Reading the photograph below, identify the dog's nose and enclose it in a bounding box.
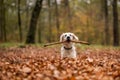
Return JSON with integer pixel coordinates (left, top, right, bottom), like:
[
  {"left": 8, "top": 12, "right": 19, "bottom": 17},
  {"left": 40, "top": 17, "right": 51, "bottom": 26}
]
[{"left": 67, "top": 36, "right": 70, "bottom": 40}]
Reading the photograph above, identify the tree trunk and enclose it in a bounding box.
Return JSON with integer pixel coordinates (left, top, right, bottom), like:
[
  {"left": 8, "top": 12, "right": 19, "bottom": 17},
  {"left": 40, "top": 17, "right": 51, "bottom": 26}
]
[
  {"left": 48, "top": 0, "right": 52, "bottom": 42},
  {"left": 18, "top": 0, "right": 22, "bottom": 42},
  {"left": 112, "top": 0, "right": 119, "bottom": 46},
  {"left": 26, "top": 0, "right": 43, "bottom": 44},
  {"left": 55, "top": 0, "right": 60, "bottom": 38},
  {"left": 0, "top": 0, "right": 6, "bottom": 42},
  {"left": 26, "top": 0, "right": 29, "bottom": 29},
  {"left": 3, "top": 3, "right": 6, "bottom": 41},
  {"left": 0, "top": 0, "right": 2, "bottom": 41},
  {"left": 104, "top": 0, "right": 110, "bottom": 45}
]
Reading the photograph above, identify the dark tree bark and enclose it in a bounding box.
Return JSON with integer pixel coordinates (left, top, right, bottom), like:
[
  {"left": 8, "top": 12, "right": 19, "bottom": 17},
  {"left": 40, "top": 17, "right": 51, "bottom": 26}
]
[
  {"left": 0, "top": 0, "right": 6, "bottom": 42},
  {"left": 3, "top": 3, "right": 6, "bottom": 41},
  {"left": 104, "top": 0, "right": 110, "bottom": 45},
  {"left": 18, "top": 0, "right": 22, "bottom": 42},
  {"left": 112, "top": 0, "right": 119, "bottom": 46},
  {"left": 0, "top": 0, "right": 3, "bottom": 41},
  {"left": 55, "top": 0, "right": 60, "bottom": 38},
  {"left": 48, "top": 0, "right": 52, "bottom": 42},
  {"left": 26, "top": 0, "right": 43, "bottom": 44},
  {"left": 25, "top": 0, "right": 29, "bottom": 29}
]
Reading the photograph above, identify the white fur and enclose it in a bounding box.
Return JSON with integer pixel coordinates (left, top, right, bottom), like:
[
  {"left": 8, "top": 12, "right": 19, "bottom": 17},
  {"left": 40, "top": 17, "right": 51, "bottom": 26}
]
[{"left": 60, "top": 32, "right": 79, "bottom": 59}]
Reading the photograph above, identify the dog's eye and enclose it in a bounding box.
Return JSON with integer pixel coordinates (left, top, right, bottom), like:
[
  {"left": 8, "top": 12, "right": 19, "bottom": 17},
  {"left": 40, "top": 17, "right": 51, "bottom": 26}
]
[
  {"left": 69, "top": 34, "right": 71, "bottom": 36},
  {"left": 65, "top": 35, "right": 67, "bottom": 37}
]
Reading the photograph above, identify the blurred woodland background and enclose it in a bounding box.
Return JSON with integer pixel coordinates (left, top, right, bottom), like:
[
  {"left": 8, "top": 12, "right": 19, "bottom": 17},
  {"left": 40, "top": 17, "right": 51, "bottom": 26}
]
[{"left": 0, "top": 0, "right": 120, "bottom": 46}]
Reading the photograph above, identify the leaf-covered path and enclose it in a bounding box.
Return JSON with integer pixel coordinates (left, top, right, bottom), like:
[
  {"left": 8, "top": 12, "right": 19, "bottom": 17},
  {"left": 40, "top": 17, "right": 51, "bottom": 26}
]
[{"left": 0, "top": 46, "right": 120, "bottom": 80}]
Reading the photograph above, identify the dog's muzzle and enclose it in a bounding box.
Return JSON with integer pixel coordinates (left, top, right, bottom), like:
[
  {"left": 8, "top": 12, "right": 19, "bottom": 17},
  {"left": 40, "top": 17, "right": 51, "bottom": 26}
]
[{"left": 67, "top": 36, "right": 70, "bottom": 42}]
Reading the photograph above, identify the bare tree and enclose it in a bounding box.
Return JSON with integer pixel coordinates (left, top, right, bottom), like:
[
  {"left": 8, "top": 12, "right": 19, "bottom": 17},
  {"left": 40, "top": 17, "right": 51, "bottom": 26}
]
[
  {"left": 3, "top": 3, "right": 6, "bottom": 42},
  {"left": 112, "top": 0, "right": 119, "bottom": 46},
  {"left": 0, "top": 0, "right": 6, "bottom": 42},
  {"left": 25, "top": 0, "right": 29, "bottom": 29},
  {"left": 26, "top": 0, "right": 43, "bottom": 43},
  {"left": 48, "top": 0, "right": 52, "bottom": 42},
  {"left": 18, "top": 0, "right": 22, "bottom": 42},
  {"left": 0, "top": 0, "right": 3, "bottom": 41},
  {"left": 55, "top": 0, "right": 60, "bottom": 38},
  {"left": 104, "top": 0, "right": 110, "bottom": 45}
]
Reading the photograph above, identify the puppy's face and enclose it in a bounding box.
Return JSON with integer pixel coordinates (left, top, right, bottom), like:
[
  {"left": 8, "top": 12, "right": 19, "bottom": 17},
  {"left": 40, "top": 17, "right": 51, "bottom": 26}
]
[{"left": 60, "top": 32, "right": 78, "bottom": 42}]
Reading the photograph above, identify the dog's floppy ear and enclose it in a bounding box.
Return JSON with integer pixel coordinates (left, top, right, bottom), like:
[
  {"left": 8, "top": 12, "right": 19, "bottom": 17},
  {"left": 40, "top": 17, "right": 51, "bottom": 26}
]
[
  {"left": 60, "top": 33, "right": 64, "bottom": 42},
  {"left": 72, "top": 33, "right": 79, "bottom": 41}
]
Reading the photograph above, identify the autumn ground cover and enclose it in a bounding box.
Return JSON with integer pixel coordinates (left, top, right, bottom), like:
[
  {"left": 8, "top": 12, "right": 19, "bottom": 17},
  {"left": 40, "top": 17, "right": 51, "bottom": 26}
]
[{"left": 0, "top": 45, "right": 120, "bottom": 80}]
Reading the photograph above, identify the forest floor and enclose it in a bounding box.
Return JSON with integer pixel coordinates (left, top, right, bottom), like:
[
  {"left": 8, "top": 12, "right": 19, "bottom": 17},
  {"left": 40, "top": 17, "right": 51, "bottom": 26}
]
[{"left": 0, "top": 45, "right": 120, "bottom": 80}]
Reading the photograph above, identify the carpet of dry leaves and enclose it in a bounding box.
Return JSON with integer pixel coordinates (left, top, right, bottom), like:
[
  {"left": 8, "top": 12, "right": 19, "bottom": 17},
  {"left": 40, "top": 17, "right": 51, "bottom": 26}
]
[{"left": 0, "top": 46, "right": 120, "bottom": 80}]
